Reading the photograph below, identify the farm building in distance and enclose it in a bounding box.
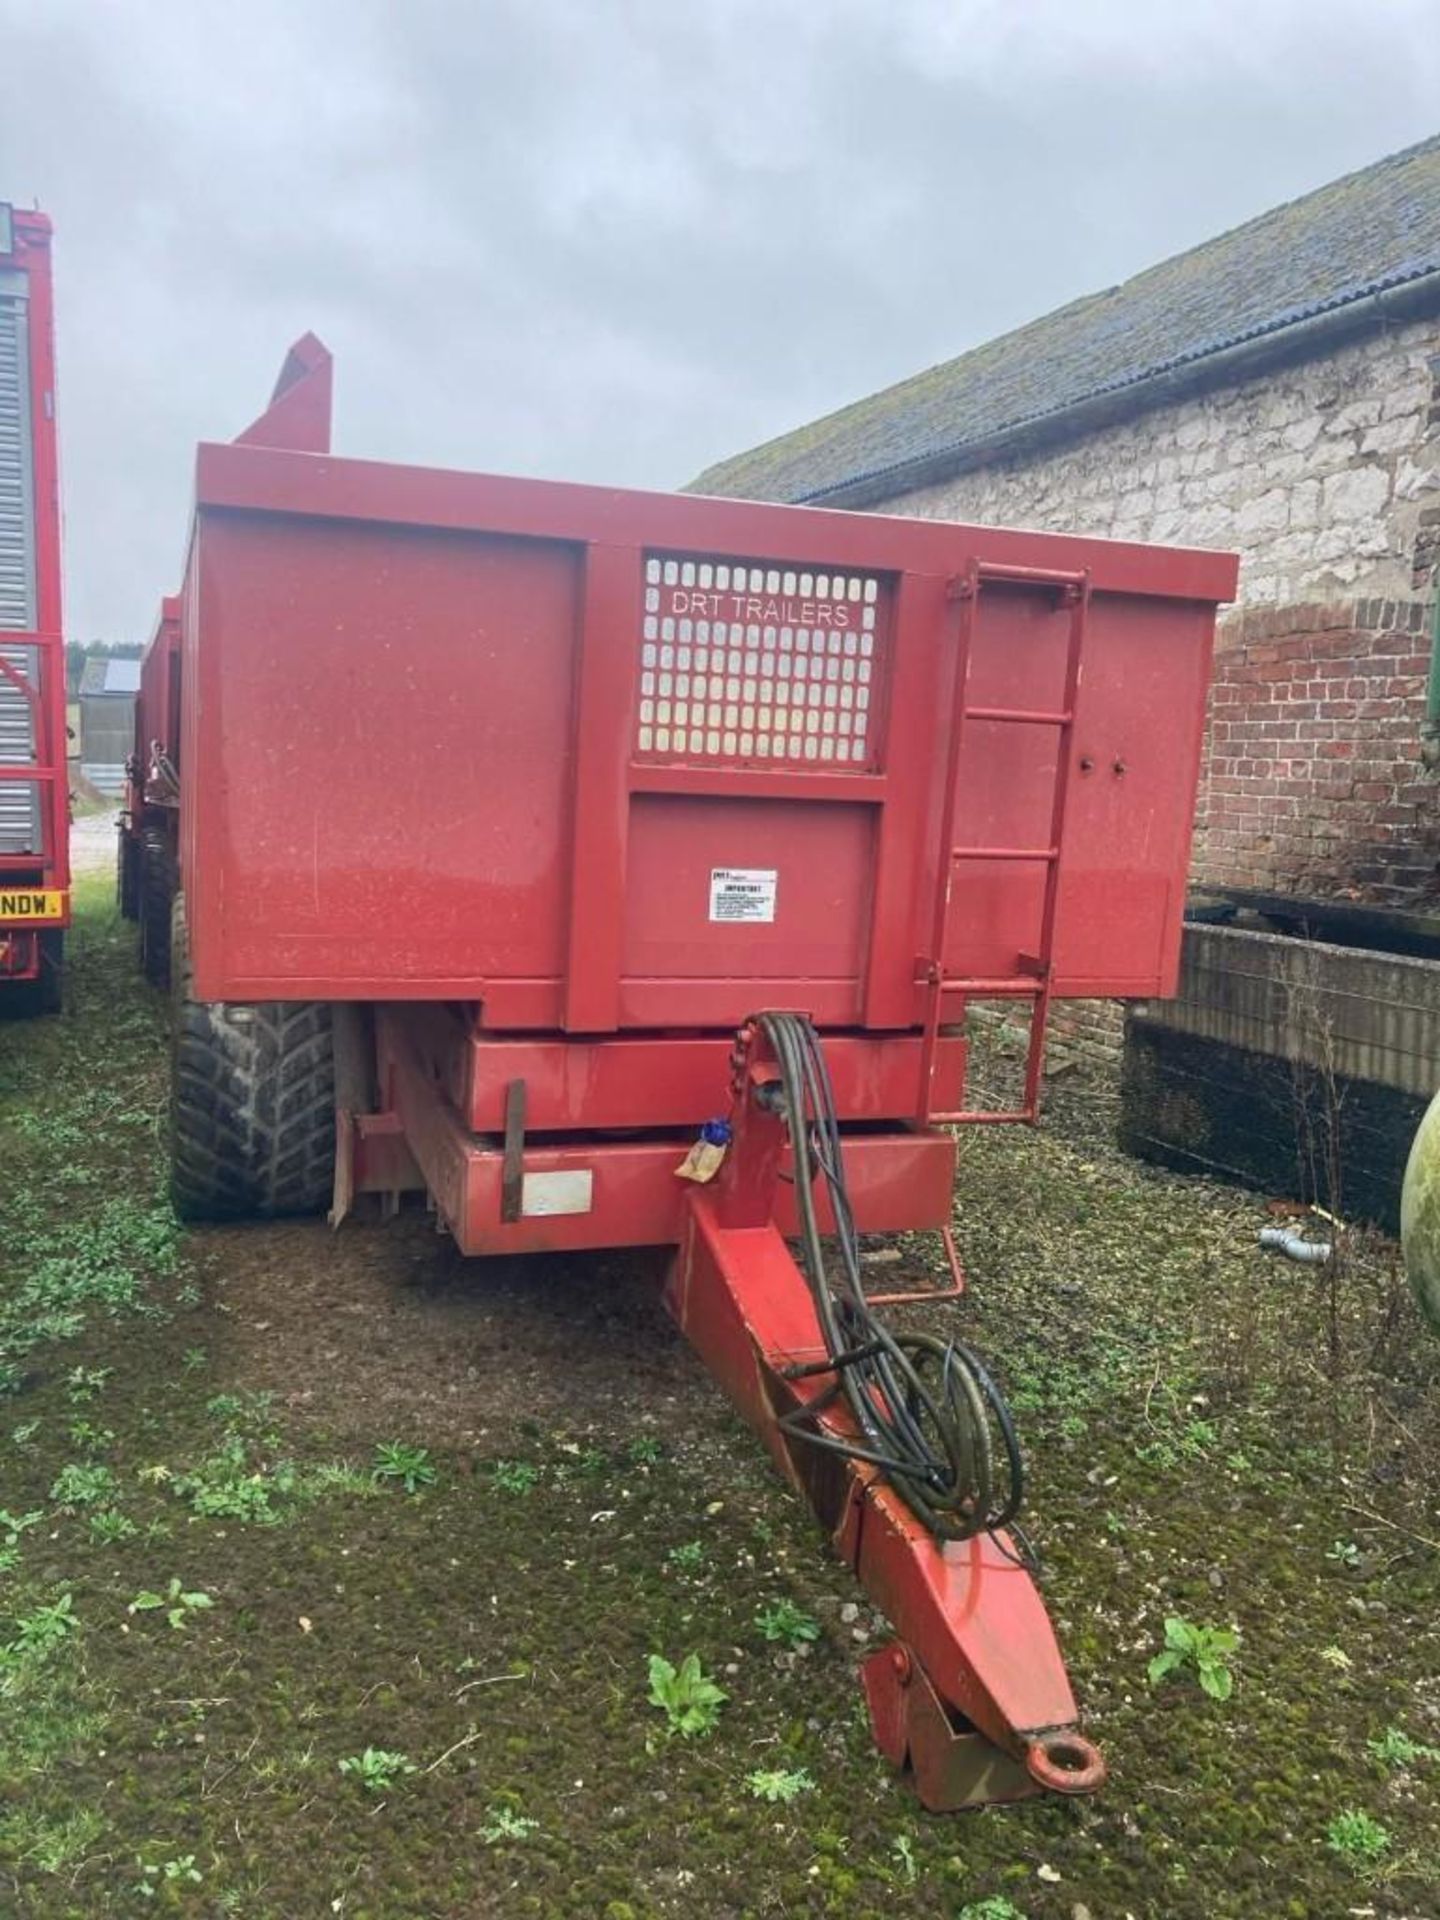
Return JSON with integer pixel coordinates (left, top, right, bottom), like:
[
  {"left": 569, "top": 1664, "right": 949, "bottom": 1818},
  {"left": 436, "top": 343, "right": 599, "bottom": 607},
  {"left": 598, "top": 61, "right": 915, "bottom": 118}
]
[
  {"left": 695, "top": 133, "right": 1440, "bottom": 1219},
  {"left": 77, "top": 653, "right": 139, "bottom": 799}
]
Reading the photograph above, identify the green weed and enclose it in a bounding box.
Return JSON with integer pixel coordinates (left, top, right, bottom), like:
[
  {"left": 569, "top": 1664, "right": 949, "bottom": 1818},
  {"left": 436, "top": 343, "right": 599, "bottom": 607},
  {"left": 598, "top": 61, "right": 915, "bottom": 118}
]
[
  {"left": 646, "top": 1652, "right": 727, "bottom": 1738},
  {"left": 88, "top": 1508, "right": 138, "bottom": 1546},
  {"left": 3, "top": 1592, "right": 78, "bottom": 1668},
  {"left": 134, "top": 1853, "right": 203, "bottom": 1897},
  {"left": 49, "top": 1461, "right": 118, "bottom": 1510},
  {"left": 0, "top": 1508, "right": 42, "bottom": 1546},
  {"left": 205, "top": 1389, "right": 276, "bottom": 1432},
  {"left": 492, "top": 1458, "right": 540, "bottom": 1495},
  {"left": 1147, "top": 1617, "right": 1239, "bottom": 1701},
  {"left": 173, "top": 1433, "right": 291, "bottom": 1523},
  {"left": 1325, "top": 1808, "right": 1391, "bottom": 1870},
  {"left": 1367, "top": 1725, "right": 1440, "bottom": 1768},
  {"left": 338, "top": 1747, "right": 417, "bottom": 1793},
  {"left": 64, "top": 1364, "right": 112, "bottom": 1403},
  {"left": 304, "top": 1460, "right": 382, "bottom": 1499},
  {"left": 479, "top": 1804, "right": 540, "bottom": 1843},
  {"left": 746, "top": 1766, "right": 813, "bottom": 1802},
  {"left": 372, "top": 1441, "right": 438, "bottom": 1493},
  {"left": 65, "top": 1417, "right": 115, "bottom": 1454},
  {"left": 756, "top": 1598, "right": 821, "bottom": 1648},
  {"left": 128, "top": 1577, "right": 215, "bottom": 1630}
]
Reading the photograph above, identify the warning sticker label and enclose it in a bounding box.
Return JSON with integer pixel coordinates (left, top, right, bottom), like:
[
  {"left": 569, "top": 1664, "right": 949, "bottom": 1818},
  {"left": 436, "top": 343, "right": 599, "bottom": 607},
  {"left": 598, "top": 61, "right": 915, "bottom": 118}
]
[{"left": 709, "top": 867, "right": 778, "bottom": 924}]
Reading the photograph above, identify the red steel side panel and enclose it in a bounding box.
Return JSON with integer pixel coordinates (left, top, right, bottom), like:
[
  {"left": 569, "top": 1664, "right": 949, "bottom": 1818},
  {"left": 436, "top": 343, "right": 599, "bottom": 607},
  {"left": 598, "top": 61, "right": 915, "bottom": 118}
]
[
  {"left": 181, "top": 441, "right": 1235, "bottom": 1015},
  {"left": 136, "top": 598, "right": 181, "bottom": 770},
  {"left": 434, "top": 1027, "right": 967, "bottom": 1132},
  {"left": 0, "top": 207, "right": 68, "bottom": 914},
  {"left": 940, "top": 588, "right": 1217, "bottom": 995},
  {"left": 380, "top": 1017, "right": 957, "bottom": 1256},
  {"left": 185, "top": 514, "right": 584, "bottom": 1001}
]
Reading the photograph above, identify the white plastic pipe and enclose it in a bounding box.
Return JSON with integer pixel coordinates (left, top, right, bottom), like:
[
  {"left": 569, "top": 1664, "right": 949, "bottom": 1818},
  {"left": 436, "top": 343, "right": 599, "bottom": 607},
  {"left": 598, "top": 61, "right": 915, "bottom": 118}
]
[{"left": 1258, "top": 1226, "right": 1332, "bottom": 1264}]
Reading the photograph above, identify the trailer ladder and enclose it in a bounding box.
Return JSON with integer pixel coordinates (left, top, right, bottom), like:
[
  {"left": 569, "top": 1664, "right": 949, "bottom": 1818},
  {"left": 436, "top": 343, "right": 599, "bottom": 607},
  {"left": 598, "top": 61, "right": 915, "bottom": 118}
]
[{"left": 916, "top": 561, "right": 1091, "bottom": 1128}]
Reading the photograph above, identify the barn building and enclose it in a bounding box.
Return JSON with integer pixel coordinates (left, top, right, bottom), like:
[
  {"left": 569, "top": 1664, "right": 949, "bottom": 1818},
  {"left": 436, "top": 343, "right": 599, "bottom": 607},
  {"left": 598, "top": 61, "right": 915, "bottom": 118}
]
[
  {"left": 695, "top": 135, "right": 1440, "bottom": 1219},
  {"left": 77, "top": 654, "right": 139, "bottom": 800}
]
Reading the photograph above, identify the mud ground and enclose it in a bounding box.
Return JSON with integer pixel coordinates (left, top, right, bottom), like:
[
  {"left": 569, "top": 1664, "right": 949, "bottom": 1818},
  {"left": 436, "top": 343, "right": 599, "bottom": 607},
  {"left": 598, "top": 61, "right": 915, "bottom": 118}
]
[{"left": 0, "top": 878, "right": 1437, "bottom": 1919}]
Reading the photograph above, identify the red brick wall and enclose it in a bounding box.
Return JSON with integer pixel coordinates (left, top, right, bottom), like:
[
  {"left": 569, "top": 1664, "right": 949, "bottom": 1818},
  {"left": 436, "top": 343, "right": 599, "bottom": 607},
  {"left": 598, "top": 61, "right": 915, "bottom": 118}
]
[
  {"left": 1192, "top": 596, "right": 1436, "bottom": 906},
  {"left": 1047, "top": 997, "right": 1123, "bottom": 1071}
]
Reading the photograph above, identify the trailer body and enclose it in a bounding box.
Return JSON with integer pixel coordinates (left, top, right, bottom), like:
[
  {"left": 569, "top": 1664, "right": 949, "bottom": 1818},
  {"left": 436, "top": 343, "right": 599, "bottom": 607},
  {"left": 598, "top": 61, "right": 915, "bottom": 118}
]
[
  {"left": 181, "top": 400, "right": 1228, "bottom": 1259},
  {"left": 158, "top": 340, "right": 1237, "bottom": 1809},
  {"left": 117, "top": 596, "right": 181, "bottom": 981},
  {"left": 185, "top": 462, "right": 1219, "bottom": 1014},
  {"left": 0, "top": 203, "right": 67, "bottom": 1010}
]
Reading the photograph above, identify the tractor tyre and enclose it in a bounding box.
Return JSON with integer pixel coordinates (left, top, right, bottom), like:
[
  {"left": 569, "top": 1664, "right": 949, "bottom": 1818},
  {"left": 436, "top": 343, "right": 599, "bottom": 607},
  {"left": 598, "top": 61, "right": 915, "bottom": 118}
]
[
  {"left": 169, "top": 894, "right": 336, "bottom": 1223},
  {"left": 139, "top": 826, "right": 175, "bottom": 989},
  {"left": 117, "top": 821, "right": 140, "bottom": 920}
]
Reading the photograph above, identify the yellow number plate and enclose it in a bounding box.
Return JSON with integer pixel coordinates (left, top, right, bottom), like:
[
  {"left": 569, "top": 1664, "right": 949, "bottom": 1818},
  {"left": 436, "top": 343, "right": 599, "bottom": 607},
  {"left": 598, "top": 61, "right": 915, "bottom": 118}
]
[{"left": 0, "top": 888, "right": 67, "bottom": 925}]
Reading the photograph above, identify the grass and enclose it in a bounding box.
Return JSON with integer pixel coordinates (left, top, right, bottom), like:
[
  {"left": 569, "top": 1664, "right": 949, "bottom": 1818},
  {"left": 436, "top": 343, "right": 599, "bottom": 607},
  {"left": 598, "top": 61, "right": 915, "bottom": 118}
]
[{"left": 0, "top": 878, "right": 1436, "bottom": 1916}]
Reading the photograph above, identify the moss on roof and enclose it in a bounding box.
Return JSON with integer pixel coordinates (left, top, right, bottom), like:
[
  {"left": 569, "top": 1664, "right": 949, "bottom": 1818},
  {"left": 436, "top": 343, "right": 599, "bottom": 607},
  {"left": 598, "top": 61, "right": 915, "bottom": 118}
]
[{"left": 692, "top": 132, "right": 1440, "bottom": 504}]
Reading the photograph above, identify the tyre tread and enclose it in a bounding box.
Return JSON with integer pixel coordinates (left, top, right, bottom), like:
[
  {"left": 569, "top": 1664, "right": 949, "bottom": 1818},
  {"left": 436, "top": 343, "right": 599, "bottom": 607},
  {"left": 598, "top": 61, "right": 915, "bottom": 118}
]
[{"left": 169, "top": 896, "right": 335, "bottom": 1221}]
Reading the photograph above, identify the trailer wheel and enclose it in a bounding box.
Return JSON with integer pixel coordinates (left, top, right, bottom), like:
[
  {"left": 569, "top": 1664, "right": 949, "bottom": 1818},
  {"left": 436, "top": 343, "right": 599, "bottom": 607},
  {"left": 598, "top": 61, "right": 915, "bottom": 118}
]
[
  {"left": 117, "top": 822, "right": 140, "bottom": 920},
  {"left": 139, "top": 826, "right": 175, "bottom": 988},
  {"left": 169, "top": 895, "right": 336, "bottom": 1222}
]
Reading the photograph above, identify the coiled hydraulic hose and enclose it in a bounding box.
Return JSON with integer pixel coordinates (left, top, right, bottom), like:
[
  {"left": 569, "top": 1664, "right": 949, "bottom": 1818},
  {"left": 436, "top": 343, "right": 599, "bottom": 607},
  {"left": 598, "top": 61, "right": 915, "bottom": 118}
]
[{"left": 759, "top": 1012, "right": 1024, "bottom": 1545}]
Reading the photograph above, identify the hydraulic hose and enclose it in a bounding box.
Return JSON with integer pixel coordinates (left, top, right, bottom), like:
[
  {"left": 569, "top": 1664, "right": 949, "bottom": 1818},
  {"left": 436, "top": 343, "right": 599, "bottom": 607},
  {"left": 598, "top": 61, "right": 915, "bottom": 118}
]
[{"left": 758, "top": 1012, "right": 1024, "bottom": 1545}]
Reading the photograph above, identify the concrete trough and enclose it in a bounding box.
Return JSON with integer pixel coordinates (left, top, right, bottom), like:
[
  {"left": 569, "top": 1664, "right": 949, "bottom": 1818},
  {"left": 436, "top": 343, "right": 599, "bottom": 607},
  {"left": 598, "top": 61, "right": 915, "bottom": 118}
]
[{"left": 1121, "top": 920, "right": 1440, "bottom": 1232}]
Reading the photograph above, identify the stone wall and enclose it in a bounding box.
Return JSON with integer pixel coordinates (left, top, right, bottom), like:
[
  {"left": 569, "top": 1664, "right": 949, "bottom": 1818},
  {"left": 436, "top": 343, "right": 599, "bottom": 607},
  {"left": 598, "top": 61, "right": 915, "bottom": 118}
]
[{"left": 889, "top": 315, "right": 1440, "bottom": 610}]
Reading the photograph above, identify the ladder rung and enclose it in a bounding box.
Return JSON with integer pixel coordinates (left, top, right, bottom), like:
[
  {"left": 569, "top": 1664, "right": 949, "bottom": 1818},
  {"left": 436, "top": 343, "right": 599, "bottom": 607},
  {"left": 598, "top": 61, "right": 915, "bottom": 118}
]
[
  {"left": 963, "top": 706, "right": 1072, "bottom": 726},
  {"left": 935, "top": 976, "right": 1045, "bottom": 996},
  {"left": 975, "top": 562, "right": 1088, "bottom": 591},
  {"left": 951, "top": 846, "right": 1058, "bottom": 862}
]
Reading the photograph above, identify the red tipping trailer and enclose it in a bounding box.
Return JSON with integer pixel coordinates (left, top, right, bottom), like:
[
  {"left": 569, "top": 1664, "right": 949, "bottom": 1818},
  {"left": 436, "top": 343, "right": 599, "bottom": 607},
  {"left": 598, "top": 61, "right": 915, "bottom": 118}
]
[
  {"left": 0, "top": 203, "right": 68, "bottom": 1013},
  {"left": 155, "top": 339, "right": 1236, "bottom": 1809}
]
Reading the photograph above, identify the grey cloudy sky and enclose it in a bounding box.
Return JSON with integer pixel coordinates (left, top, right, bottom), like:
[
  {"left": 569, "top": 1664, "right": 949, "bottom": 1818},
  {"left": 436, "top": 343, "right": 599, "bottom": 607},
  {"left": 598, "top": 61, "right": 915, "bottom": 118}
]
[{"left": 2, "top": 0, "right": 1438, "bottom": 641}]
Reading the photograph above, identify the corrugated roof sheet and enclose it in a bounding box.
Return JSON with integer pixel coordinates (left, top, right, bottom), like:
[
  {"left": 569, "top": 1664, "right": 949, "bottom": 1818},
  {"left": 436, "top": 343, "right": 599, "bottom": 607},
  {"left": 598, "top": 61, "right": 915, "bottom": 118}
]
[
  {"left": 104, "top": 658, "right": 141, "bottom": 694},
  {"left": 692, "top": 133, "right": 1440, "bottom": 505}
]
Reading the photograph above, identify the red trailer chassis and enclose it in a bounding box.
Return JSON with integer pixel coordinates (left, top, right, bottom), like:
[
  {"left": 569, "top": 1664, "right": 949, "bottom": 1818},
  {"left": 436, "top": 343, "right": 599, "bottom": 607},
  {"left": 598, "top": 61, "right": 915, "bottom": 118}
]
[
  {"left": 155, "top": 340, "right": 1235, "bottom": 1809},
  {"left": 0, "top": 204, "right": 68, "bottom": 1012}
]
